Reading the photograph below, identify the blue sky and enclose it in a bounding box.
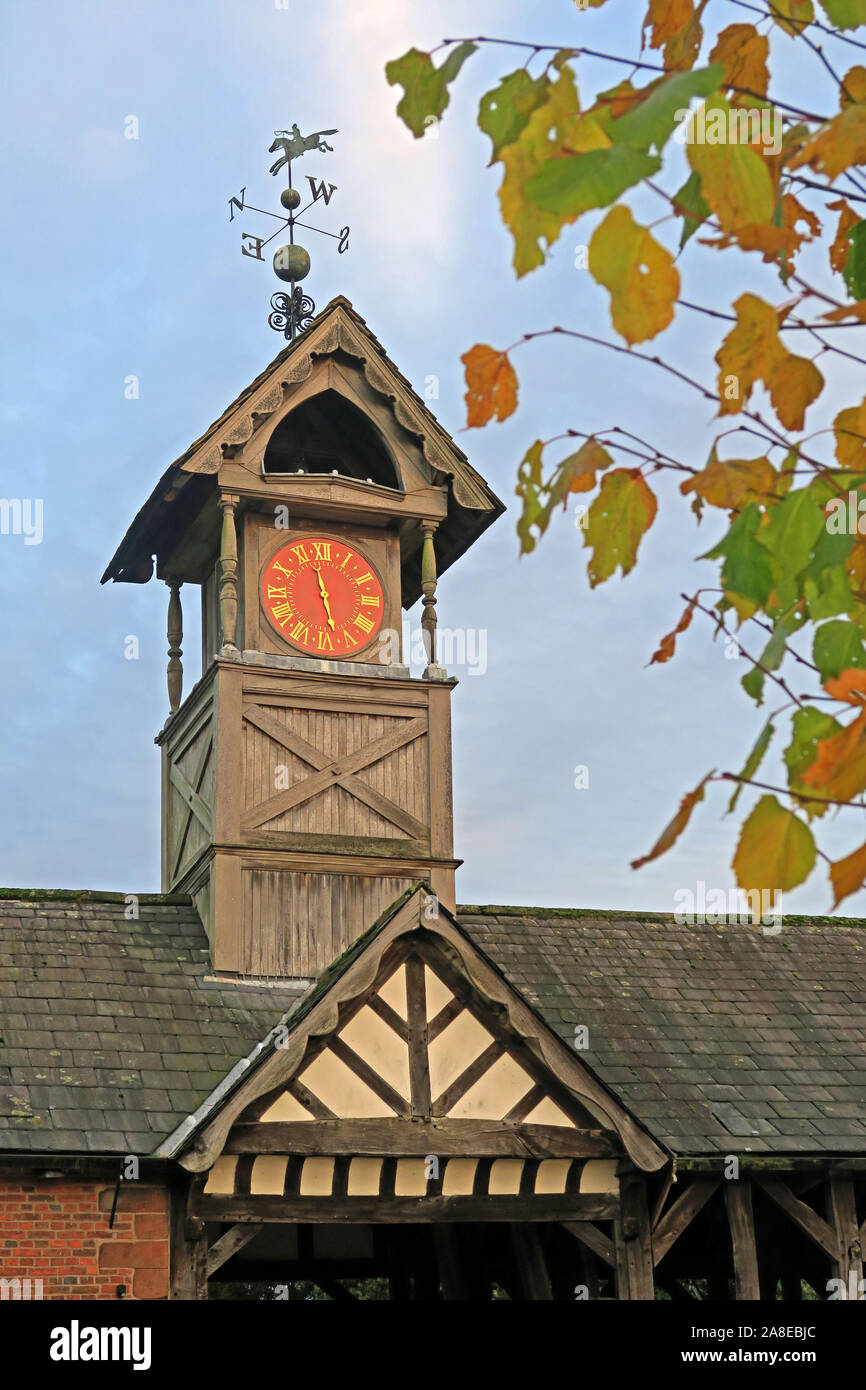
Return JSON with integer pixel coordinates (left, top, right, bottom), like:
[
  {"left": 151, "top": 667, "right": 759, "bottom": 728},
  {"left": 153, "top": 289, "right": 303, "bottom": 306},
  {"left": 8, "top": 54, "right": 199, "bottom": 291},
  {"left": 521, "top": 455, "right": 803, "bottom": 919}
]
[{"left": 2, "top": 0, "right": 865, "bottom": 916}]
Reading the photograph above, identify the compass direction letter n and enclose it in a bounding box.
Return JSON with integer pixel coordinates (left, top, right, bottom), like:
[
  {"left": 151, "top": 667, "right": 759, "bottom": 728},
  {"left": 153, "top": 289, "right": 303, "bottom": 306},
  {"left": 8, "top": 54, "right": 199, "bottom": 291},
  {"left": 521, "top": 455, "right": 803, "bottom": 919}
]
[{"left": 228, "top": 187, "right": 246, "bottom": 222}]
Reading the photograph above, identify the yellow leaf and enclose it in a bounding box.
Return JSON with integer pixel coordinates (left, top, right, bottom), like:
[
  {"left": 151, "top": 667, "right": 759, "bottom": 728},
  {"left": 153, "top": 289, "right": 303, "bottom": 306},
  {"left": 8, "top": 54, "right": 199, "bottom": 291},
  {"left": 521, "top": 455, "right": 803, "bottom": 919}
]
[
  {"left": 823, "top": 300, "right": 866, "bottom": 323},
  {"left": 461, "top": 345, "right": 518, "bottom": 427},
  {"left": 829, "top": 840, "right": 866, "bottom": 910},
  {"left": 631, "top": 772, "right": 711, "bottom": 868},
  {"left": 715, "top": 293, "right": 824, "bottom": 428},
  {"left": 772, "top": 351, "right": 825, "bottom": 433},
  {"left": 709, "top": 24, "right": 769, "bottom": 97},
  {"left": 687, "top": 95, "right": 775, "bottom": 233},
  {"left": 841, "top": 66, "right": 866, "bottom": 107},
  {"left": 557, "top": 439, "right": 613, "bottom": 496},
  {"left": 644, "top": 0, "right": 694, "bottom": 48},
  {"left": 828, "top": 198, "right": 859, "bottom": 274},
  {"left": 715, "top": 294, "right": 780, "bottom": 414},
  {"left": 834, "top": 398, "right": 866, "bottom": 470},
  {"left": 680, "top": 454, "right": 777, "bottom": 510},
  {"left": 788, "top": 104, "right": 866, "bottom": 180},
  {"left": 498, "top": 63, "right": 590, "bottom": 277},
  {"left": 584, "top": 468, "right": 658, "bottom": 586},
  {"left": 733, "top": 794, "right": 816, "bottom": 894},
  {"left": 588, "top": 206, "right": 679, "bottom": 345},
  {"left": 771, "top": 0, "right": 814, "bottom": 36}
]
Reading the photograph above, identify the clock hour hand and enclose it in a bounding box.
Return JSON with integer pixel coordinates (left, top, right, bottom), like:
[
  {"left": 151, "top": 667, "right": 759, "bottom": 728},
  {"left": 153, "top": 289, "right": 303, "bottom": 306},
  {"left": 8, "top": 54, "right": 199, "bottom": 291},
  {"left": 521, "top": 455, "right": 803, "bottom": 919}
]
[{"left": 314, "top": 565, "right": 336, "bottom": 629}]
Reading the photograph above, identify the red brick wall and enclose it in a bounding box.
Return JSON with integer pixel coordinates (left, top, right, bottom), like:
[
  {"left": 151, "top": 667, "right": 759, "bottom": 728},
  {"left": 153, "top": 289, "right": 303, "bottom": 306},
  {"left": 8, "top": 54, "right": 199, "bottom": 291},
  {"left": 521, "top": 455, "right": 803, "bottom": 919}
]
[{"left": 0, "top": 1177, "right": 170, "bottom": 1300}]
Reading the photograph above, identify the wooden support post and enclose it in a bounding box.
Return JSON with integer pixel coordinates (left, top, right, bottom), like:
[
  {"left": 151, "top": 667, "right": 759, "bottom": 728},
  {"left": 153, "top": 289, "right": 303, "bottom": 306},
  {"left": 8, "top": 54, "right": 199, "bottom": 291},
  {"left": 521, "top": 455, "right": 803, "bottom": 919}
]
[
  {"left": 827, "top": 1174, "right": 863, "bottom": 1298},
  {"left": 170, "top": 1180, "right": 207, "bottom": 1300},
  {"left": 166, "top": 582, "right": 183, "bottom": 714},
  {"left": 420, "top": 522, "right": 442, "bottom": 677},
  {"left": 205, "top": 1222, "right": 266, "bottom": 1277},
  {"left": 511, "top": 1223, "right": 553, "bottom": 1300},
  {"left": 616, "top": 1173, "right": 654, "bottom": 1300},
  {"left": 433, "top": 1224, "right": 469, "bottom": 1300},
  {"left": 219, "top": 494, "right": 239, "bottom": 650},
  {"left": 725, "top": 1180, "right": 760, "bottom": 1301}
]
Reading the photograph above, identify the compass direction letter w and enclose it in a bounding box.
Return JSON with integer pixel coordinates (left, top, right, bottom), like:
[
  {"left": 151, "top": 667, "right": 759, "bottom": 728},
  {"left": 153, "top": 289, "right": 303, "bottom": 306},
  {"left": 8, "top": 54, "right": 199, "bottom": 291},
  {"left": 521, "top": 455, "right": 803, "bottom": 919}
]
[{"left": 306, "top": 176, "right": 337, "bottom": 205}]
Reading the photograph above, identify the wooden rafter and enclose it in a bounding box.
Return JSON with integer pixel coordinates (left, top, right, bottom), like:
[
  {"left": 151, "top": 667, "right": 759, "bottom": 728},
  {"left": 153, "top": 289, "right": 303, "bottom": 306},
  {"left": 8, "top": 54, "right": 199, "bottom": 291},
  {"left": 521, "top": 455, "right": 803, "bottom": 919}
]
[
  {"left": 562, "top": 1220, "right": 615, "bottom": 1268},
  {"left": 205, "top": 1222, "right": 265, "bottom": 1276},
  {"left": 754, "top": 1178, "right": 837, "bottom": 1259},
  {"left": 171, "top": 733, "right": 213, "bottom": 881},
  {"left": 222, "top": 1117, "right": 621, "bottom": 1158},
  {"left": 405, "top": 955, "right": 431, "bottom": 1118},
  {"left": 653, "top": 1179, "right": 720, "bottom": 1267},
  {"left": 725, "top": 1181, "right": 760, "bottom": 1300}
]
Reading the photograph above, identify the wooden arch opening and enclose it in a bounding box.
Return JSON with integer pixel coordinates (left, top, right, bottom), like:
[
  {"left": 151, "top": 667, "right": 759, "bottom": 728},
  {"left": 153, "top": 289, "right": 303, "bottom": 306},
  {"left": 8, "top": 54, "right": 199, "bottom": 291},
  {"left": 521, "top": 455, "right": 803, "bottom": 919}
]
[{"left": 262, "top": 389, "right": 402, "bottom": 490}]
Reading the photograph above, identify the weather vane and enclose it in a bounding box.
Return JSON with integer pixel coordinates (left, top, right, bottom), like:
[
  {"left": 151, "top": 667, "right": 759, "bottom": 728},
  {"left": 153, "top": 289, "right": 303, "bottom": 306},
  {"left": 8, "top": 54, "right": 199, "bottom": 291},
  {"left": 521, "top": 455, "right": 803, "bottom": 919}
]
[{"left": 228, "top": 124, "right": 349, "bottom": 342}]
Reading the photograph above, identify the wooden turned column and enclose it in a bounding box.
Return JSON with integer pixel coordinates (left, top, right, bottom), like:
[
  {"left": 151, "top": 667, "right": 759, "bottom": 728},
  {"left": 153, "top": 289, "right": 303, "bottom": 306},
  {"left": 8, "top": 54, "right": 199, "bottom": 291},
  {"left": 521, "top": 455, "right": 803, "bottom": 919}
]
[
  {"left": 219, "top": 494, "right": 239, "bottom": 650},
  {"left": 166, "top": 582, "right": 183, "bottom": 714},
  {"left": 420, "top": 521, "right": 441, "bottom": 674}
]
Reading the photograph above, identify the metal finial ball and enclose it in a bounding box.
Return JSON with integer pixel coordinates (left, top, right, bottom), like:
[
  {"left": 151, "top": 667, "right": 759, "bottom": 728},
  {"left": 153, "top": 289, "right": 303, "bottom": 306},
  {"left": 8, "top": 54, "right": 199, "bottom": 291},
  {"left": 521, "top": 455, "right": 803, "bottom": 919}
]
[
  {"left": 280, "top": 187, "right": 301, "bottom": 211},
  {"left": 273, "top": 244, "right": 311, "bottom": 282}
]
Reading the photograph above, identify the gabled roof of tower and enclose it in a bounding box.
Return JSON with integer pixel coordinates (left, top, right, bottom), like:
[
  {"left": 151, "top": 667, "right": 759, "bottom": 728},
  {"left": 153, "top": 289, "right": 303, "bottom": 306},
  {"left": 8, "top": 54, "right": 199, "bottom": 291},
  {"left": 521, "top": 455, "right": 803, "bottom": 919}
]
[{"left": 101, "top": 297, "right": 504, "bottom": 601}]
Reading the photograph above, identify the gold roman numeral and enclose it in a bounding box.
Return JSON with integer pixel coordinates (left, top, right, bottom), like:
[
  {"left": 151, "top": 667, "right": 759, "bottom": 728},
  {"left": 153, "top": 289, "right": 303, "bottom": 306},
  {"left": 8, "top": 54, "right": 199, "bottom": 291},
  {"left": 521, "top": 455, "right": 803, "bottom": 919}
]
[
  {"left": 317, "top": 631, "right": 334, "bottom": 652},
  {"left": 271, "top": 602, "right": 293, "bottom": 626},
  {"left": 267, "top": 584, "right": 287, "bottom": 600},
  {"left": 290, "top": 621, "right": 310, "bottom": 642},
  {"left": 354, "top": 614, "right": 374, "bottom": 634},
  {"left": 290, "top": 543, "right": 310, "bottom": 564},
  {"left": 355, "top": 571, "right": 373, "bottom": 585},
  {"left": 312, "top": 541, "right": 332, "bottom": 563},
  {"left": 359, "top": 594, "right": 380, "bottom": 607}
]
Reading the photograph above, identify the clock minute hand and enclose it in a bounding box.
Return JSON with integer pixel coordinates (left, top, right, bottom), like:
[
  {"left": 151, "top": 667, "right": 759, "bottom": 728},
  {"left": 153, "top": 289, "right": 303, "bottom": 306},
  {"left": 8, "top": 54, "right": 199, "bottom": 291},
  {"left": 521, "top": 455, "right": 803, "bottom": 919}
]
[{"left": 314, "top": 565, "right": 336, "bottom": 630}]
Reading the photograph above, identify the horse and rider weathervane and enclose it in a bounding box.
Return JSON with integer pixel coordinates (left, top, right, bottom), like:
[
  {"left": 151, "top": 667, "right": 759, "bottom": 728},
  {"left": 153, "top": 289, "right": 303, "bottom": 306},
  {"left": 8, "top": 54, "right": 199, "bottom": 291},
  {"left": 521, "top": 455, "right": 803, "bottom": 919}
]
[{"left": 228, "top": 124, "right": 349, "bottom": 342}]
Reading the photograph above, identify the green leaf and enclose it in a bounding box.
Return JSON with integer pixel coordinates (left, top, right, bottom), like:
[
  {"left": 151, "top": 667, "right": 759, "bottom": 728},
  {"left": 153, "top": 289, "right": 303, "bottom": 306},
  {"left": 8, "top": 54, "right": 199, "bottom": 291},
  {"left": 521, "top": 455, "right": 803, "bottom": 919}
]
[
  {"left": 610, "top": 65, "right": 725, "bottom": 153},
  {"left": 733, "top": 794, "right": 816, "bottom": 893},
  {"left": 742, "top": 617, "right": 795, "bottom": 706},
  {"left": 728, "top": 719, "right": 775, "bottom": 813},
  {"left": 843, "top": 220, "right": 866, "bottom": 301},
  {"left": 673, "top": 170, "right": 711, "bottom": 249},
  {"left": 702, "top": 504, "right": 774, "bottom": 607},
  {"left": 756, "top": 488, "right": 826, "bottom": 577},
  {"left": 804, "top": 563, "right": 854, "bottom": 621},
  {"left": 784, "top": 705, "right": 842, "bottom": 818},
  {"left": 812, "top": 619, "right": 866, "bottom": 681},
  {"left": 478, "top": 70, "right": 550, "bottom": 163},
  {"left": 385, "top": 42, "right": 477, "bottom": 138},
  {"left": 524, "top": 145, "right": 661, "bottom": 216},
  {"left": 584, "top": 468, "right": 658, "bottom": 587},
  {"left": 818, "top": 0, "right": 866, "bottom": 28}
]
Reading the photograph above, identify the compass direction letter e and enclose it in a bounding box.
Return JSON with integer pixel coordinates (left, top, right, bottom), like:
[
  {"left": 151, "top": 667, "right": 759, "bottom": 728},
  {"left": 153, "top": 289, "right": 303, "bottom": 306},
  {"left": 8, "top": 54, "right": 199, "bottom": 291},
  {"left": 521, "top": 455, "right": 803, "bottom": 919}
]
[{"left": 241, "top": 232, "right": 265, "bottom": 261}]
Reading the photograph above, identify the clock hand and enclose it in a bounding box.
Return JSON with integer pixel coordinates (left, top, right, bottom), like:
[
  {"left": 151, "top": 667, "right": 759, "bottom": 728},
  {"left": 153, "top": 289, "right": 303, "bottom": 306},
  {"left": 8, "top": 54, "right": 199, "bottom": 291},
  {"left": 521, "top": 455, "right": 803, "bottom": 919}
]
[{"left": 314, "top": 565, "right": 336, "bottom": 630}]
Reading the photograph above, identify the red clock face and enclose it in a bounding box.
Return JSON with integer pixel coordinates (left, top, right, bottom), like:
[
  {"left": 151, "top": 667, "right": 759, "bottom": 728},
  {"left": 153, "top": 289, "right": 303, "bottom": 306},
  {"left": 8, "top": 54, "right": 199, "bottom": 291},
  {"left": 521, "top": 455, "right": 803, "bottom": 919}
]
[{"left": 261, "top": 536, "right": 385, "bottom": 656}]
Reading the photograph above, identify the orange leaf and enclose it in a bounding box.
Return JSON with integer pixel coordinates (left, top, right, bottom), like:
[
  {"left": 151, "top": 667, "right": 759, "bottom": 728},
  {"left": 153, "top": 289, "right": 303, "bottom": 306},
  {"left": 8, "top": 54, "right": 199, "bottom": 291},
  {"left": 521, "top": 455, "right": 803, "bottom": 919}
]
[
  {"left": 824, "top": 667, "right": 866, "bottom": 705},
  {"left": 801, "top": 708, "right": 866, "bottom": 802},
  {"left": 828, "top": 198, "right": 859, "bottom": 274},
  {"left": 833, "top": 398, "right": 866, "bottom": 470},
  {"left": 649, "top": 596, "right": 697, "bottom": 665},
  {"left": 680, "top": 453, "right": 776, "bottom": 510},
  {"left": 788, "top": 104, "right": 866, "bottom": 180},
  {"left": 631, "top": 773, "right": 711, "bottom": 868},
  {"left": 715, "top": 293, "right": 823, "bottom": 428},
  {"left": 823, "top": 300, "right": 866, "bottom": 323},
  {"left": 461, "top": 344, "right": 518, "bottom": 427},
  {"left": 709, "top": 24, "right": 769, "bottom": 97},
  {"left": 829, "top": 840, "right": 866, "bottom": 910},
  {"left": 841, "top": 66, "right": 866, "bottom": 107},
  {"left": 772, "top": 351, "right": 825, "bottom": 433}
]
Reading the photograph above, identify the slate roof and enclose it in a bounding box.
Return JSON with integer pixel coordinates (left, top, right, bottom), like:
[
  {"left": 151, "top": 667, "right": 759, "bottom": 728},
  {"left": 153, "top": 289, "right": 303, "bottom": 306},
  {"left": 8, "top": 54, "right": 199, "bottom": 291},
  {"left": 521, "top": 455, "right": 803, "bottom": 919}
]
[
  {"left": 0, "top": 894, "right": 301, "bottom": 1155},
  {"left": 466, "top": 907, "right": 866, "bottom": 1157},
  {"left": 1, "top": 893, "right": 865, "bottom": 1159}
]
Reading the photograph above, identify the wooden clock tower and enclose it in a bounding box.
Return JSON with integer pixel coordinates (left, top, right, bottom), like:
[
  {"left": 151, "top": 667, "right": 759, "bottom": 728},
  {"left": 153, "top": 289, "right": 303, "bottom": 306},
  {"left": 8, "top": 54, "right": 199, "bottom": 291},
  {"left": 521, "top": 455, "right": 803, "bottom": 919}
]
[{"left": 103, "top": 297, "right": 503, "bottom": 979}]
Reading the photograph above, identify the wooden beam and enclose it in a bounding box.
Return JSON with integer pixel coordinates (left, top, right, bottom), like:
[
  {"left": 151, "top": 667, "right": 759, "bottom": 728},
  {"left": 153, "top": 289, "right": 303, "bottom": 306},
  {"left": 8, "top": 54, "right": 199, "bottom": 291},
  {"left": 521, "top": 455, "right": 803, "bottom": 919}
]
[
  {"left": 223, "top": 1118, "right": 621, "bottom": 1158},
  {"left": 191, "top": 1194, "right": 620, "bottom": 1225},
  {"left": 754, "top": 1178, "right": 837, "bottom": 1259},
  {"left": 653, "top": 1179, "right": 720, "bottom": 1267},
  {"left": 511, "top": 1224, "right": 553, "bottom": 1300},
  {"left": 405, "top": 955, "right": 431, "bottom": 1119},
  {"left": 327, "top": 1036, "right": 407, "bottom": 1115},
  {"left": 618, "top": 1175, "right": 654, "bottom": 1300},
  {"left": 431, "top": 1042, "right": 503, "bottom": 1117},
  {"left": 561, "top": 1220, "right": 615, "bottom": 1268},
  {"left": 827, "top": 1175, "right": 863, "bottom": 1293},
  {"left": 206, "top": 1222, "right": 266, "bottom": 1277},
  {"left": 725, "top": 1181, "right": 760, "bottom": 1301},
  {"left": 433, "top": 1225, "right": 469, "bottom": 1299}
]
